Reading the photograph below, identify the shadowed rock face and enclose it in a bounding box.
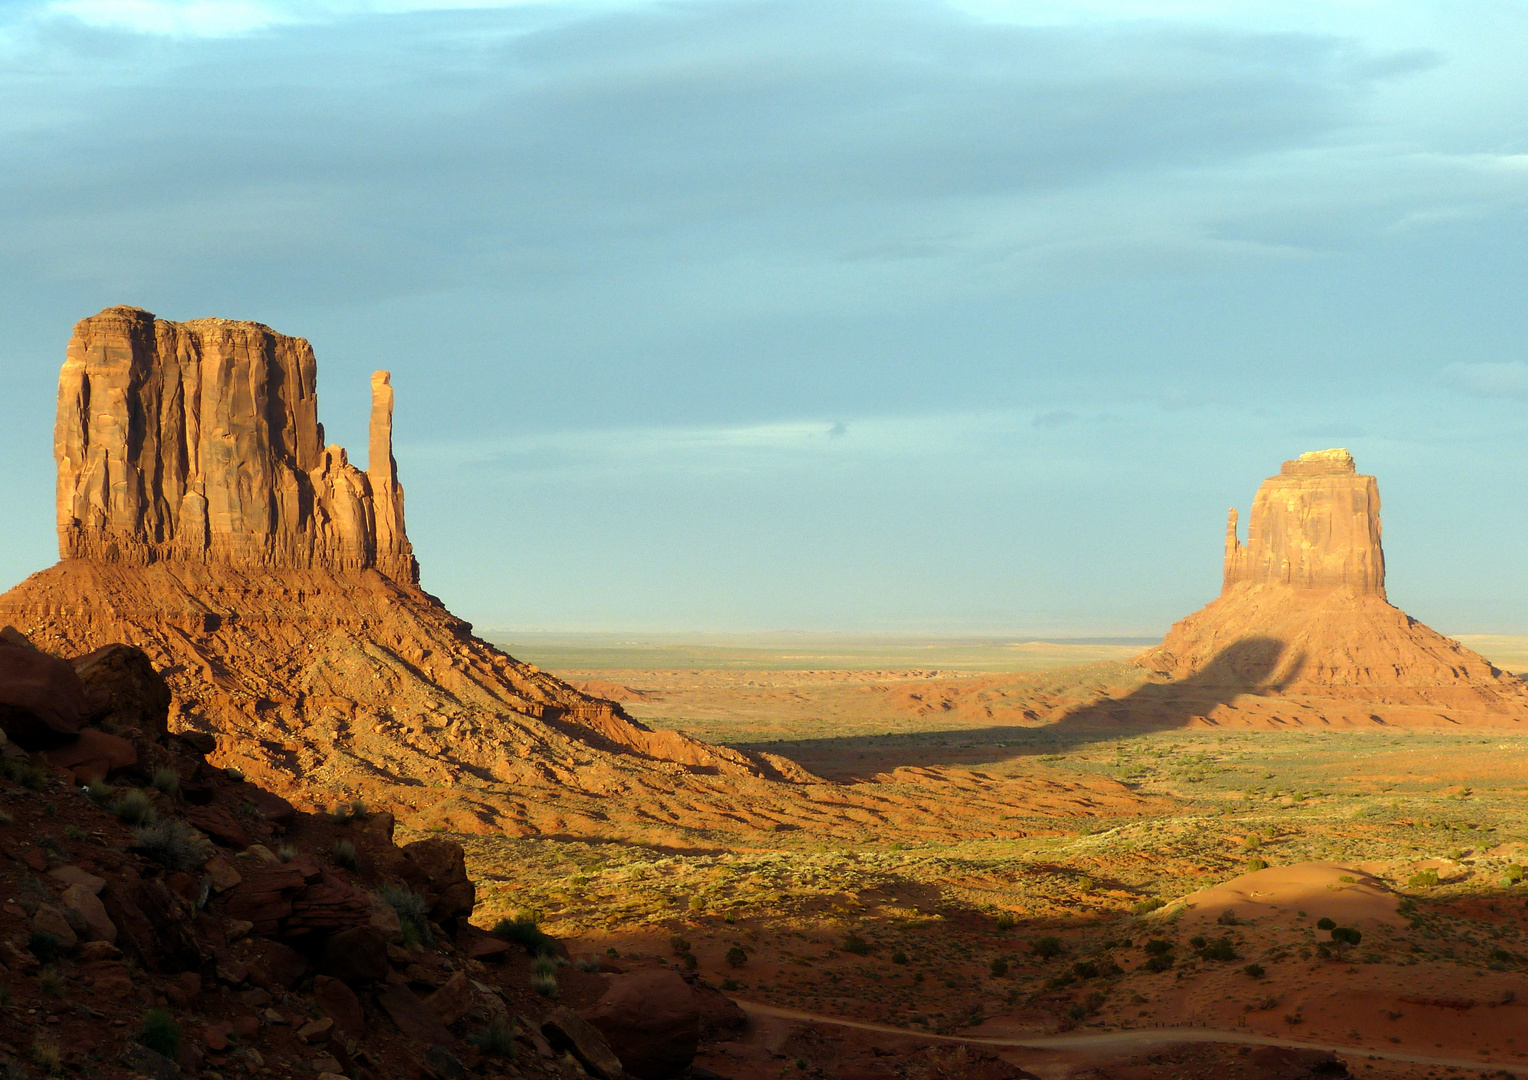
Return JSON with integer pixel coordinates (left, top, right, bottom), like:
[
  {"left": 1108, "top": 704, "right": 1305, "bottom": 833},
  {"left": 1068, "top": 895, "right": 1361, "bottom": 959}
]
[
  {"left": 55, "top": 306, "right": 417, "bottom": 583},
  {"left": 1222, "top": 448, "right": 1384, "bottom": 597}
]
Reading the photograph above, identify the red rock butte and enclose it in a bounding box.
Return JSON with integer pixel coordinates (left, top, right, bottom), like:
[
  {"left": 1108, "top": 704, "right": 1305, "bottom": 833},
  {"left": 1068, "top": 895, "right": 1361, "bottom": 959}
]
[
  {"left": 1136, "top": 448, "right": 1528, "bottom": 720},
  {"left": 3, "top": 307, "right": 1110, "bottom": 844}
]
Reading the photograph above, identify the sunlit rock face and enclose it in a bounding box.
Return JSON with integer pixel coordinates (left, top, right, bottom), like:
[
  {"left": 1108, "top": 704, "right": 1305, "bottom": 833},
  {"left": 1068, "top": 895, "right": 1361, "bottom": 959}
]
[
  {"left": 54, "top": 306, "right": 417, "bottom": 583},
  {"left": 1222, "top": 449, "right": 1384, "bottom": 597}
]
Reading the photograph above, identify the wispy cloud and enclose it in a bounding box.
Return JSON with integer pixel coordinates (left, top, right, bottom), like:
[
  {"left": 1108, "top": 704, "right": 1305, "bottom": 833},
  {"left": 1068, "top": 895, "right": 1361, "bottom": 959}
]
[{"left": 1443, "top": 362, "right": 1528, "bottom": 400}]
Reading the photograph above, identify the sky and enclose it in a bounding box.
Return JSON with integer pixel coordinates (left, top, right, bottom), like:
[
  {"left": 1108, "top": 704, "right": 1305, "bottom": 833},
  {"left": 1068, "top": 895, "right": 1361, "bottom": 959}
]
[{"left": 0, "top": 0, "right": 1525, "bottom": 637}]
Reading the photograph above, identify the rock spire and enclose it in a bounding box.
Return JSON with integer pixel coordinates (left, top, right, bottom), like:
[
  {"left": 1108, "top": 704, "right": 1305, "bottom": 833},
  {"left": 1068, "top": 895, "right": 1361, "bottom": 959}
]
[
  {"left": 54, "top": 306, "right": 417, "bottom": 583},
  {"left": 1221, "top": 448, "right": 1384, "bottom": 596}
]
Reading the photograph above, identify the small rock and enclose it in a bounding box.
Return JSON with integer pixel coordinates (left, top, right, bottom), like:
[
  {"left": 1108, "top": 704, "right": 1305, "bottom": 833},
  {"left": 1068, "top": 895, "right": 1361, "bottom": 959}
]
[
  {"left": 47, "top": 864, "right": 106, "bottom": 893},
  {"left": 215, "top": 956, "right": 250, "bottom": 985},
  {"left": 76, "top": 940, "right": 122, "bottom": 962},
  {"left": 320, "top": 926, "right": 389, "bottom": 986},
  {"left": 205, "top": 855, "right": 243, "bottom": 892},
  {"left": 310, "top": 1056, "right": 344, "bottom": 1076},
  {"left": 204, "top": 1024, "right": 231, "bottom": 1051},
  {"left": 312, "top": 975, "right": 365, "bottom": 1038},
  {"left": 297, "top": 1017, "right": 334, "bottom": 1044},
  {"left": 224, "top": 919, "right": 254, "bottom": 942},
  {"left": 231, "top": 1015, "right": 260, "bottom": 1039},
  {"left": 424, "top": 971, "right": 475, "bottom": 1026},
  {"left": 124, "top": 1042, "right": 181, "bottom": 1080},
  {"left": 239, "top": 987, "right": 272, "bottom": 1007},
  {"left": 22, "top": 847, "right": 49, "bottom": 873},
  {"left": 425, "top": 1044, "right": 467, "bottom": 1080},
  {"left": 261, "top": 1008, "right": 286, "bottom": 1025},
  {"left": 244, "top": 844, "right": 279, "bottom": 865}
]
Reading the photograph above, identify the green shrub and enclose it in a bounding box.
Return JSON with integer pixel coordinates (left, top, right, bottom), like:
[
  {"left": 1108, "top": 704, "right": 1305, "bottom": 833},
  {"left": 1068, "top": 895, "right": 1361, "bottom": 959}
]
[
  {"left": 113, "top": 790, "right": 156, "bottom": 826},
  {"left": 890, "top": 950, "right": 908, "bottom": 965},
  {"left": 1032, "top": 936, "right": 1063, "bottom": 959},
  {"left": 63, "top": 825, "right": 87, "bottom": 842},
  {"left": 138, "top": 1009, "right": 181, "bottom": 1059},
  {"left": 332, "top": 839, "right": 358, "bottom": 870},
  {"left": 1316, "top": 917, "right": 1336, "bottom": 930},
  {"left": 995, "top": 912, "right": 1017, "bottom": 932},
  {"left": 688, "top": 895, "right": 705, "bottom": 913},
  {"left": 721, "top": 977, "right": 739, "bottom": 991},
  {"left": 1133, "top": 897, "right": 1165, "bottom": 915},
  {"left": 493, "top": 913, "right": 558, "bottom": 957},
  {"left": 575, "top": 956, "right": 601, "bottom": 972},
  {"left": 1144, "top": 954, "right": 1173, "bottom": 972},
  {"left": 531, "top": 971, "right": 558, "bottom": 998},
  {"left": 1244, "top": 963, "right": 1265, "bottom": 978},
  {"left": 681, "top": 952, "right": 698, "bottom": 970},
  {"left": 329, "top": 801, "right": 367, "bottom": 825},
  {"left": 276, "top": 843, "right": 297, "bottom": 863},
  {"left": 151, "top": 768, "right": 180, "bottom": 797},
  {"left": 1505, "top": 865, "right": 1524, "bottom": 886},
  {"left": 725, "top": 946, "right": 748, "bottom": 968},
  {"left": 468, "top": 1018, "right": 519, "bottom": 1057},
  {"left": 1071, "top": 960, "right": 1097, "bottom": 979},
  {"left": 131, "top": 819, "right": 213, "bottom": 872},
  {"left": 1197, "top": 936, "right": 1237, "bottom": 962},
  {"left": 1330, "top": 926, "right": 1362, "bottom": 947},
  {"left": 1408, "top": 869, "right": 1440, "bottom": 889},
  {"left": 670, "top": 934, "right": 691, "bottom": 956},
  {"left": 1246, "top": 858, "right": 1268, "bottom": 871},
  {"left": 989, "top": 957, "right": 1009, "bottom": 977},
  {"left": 1144, "top": 939, "right": 1173, "bottom": 957},
  {"left": 379, "top": 884, "right": 433, "bottom": 947},
  {"left": 842, "top": 933, "right": 871, "bottom": 956}
]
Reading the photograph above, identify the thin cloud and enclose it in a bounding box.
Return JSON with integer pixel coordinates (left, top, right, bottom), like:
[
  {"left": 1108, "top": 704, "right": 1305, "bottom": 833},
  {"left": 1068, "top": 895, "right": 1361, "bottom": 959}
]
[{"left": 1443, "top": 362, "right": 1528, "bottom": 400}]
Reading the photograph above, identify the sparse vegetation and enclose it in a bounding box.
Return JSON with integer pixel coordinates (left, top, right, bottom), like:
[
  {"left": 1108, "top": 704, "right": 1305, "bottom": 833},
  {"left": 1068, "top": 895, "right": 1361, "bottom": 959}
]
[
  {"left": 329, "top": 800, "right": 367, "bottom": 824},
  {"left": 332, "top": 838, "right": 358, "bottom": 870},
  {"left": 84, "top": 781, "right": 116, "bottom": 809},
  {"left": 842, "top": 932, "right": 871, "bottom": 956},
  {"left": 131, "top": 818, "right": 214, "bottom": 872},
  {"left": 151, "top": 767, "right": 180, "bottom": 796},
  {"left": 725, "top": 945, "right": 748, "bottom": 967},
  {"left": 138, "top": 1009, "right": 181, "bottom": 1059},
  {"left": 1409, "top": 869, "right": 1440, "bottom": 889},
  {"left": 468, "top": 1018, "right": 519, "bottom": 1057},
  {"left": 1031, "top": 936, "right": 1063, "bottom": 959},
  {"left": 379, "top": 884, "right": 433, "bottom": 946},
  {"left": 493, "top": 911, "right": 558, "bottom": 957},
  {"left": 113, "top": 789, "right": 156, "bottom": 826}
]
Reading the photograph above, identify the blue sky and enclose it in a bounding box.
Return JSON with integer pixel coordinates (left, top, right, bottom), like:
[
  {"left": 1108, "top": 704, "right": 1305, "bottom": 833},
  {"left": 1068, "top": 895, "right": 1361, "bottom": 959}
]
[{"left": 1, "top": 0, "right": 1525, "bottom": 636}]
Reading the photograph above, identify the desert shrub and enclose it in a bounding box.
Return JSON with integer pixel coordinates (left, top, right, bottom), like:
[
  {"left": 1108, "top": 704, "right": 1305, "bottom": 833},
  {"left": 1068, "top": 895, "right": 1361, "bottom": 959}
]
[
  {"left": 276, "top": 843, "right": 297, "bottom": 863},
  {"left": 1330, "top": 926, "right": 1362, "bottom": 947},
  {"left": 995, "top": 912, "right": 1017, "bottom": 932},
  {"left": 151, "top": 767, "right": 180, "bottom": 797},
  {"left": 1408, "top": 869, "right": 1440, "bottom": 889},
  {"left": 890, "top": 950, "right": 908, "bottom": 965},
  {"left": 1143, "top": 939, "right": 1173, "bottom": 957},
  {"left": 1506, "top": 865, "right": 1524, "bottom": 886},
  {"left": 721, "top": 977, "right": 739, "bottom": 991},
  {"left": 138, "top": 1009, "right": 181, "bottom": 1059},
  {"left": 113, "top": 789, "right": 156, "bottom": 826},
  {"left": 1243, "top": 963, "right": 1265, "bottom": 978},
  {"left": 493, "top": 913, "right": 557, "bottom": 957},
  {"left": 534, "top": 956, "right": 558, "bottom": 978},
  {"left": 1066, "top": 1003, "right": 1086, "bottom": 1020},
  {"left": 842, "top": 933, "right": 871, "bottom": 956},
  {"left": 1242, "top": 835, "right": 1261, "bottom": 851},
  {"left": 29, "top": 1038, "right": 61, "bottom": 1076},
  {"left": 1246, "top": 858, "right": 1269, "bottom": 871},
  {"left": 468, "top": 1018, "right": 519, "bottom": 1057},
  {"left": 332, "top": 839, "right": 358, "bottom": 870},
  {"left": 83, "top": 781, "right": 116, "bottom": 810},
  {"left": 688, "top": 895, "right": 705, "bottom": 913},
  {"left": 1490, "top": 948, "right": 1513, "bottom": 965},
  {"left": 531, "top": 971, "right": 559, "bottom": 998},
  {"left": 670, "top": 934, "right": 691, "bottom": 956},
  {"left": 1031, "top": 936, "right": 1063, "bottom": 959},
  {"left": 27, "top": 932, "right": 64, "bottom": 964},
  {"left": 681, "top": 952, "right": 698, "bottom": 970},
  {"left": 38, "top": 967, "right": 64, "bottom": 998},
  {"left": 725, "top": 946, "right": 748, "bottom": 968},
  {"left": 1076, "top": 876, "right": 1095, "bottom": 893},
  {"left": 131, "top": 819, "right": 213, "bottom": 872},
  {"left": 989, "top": 957, "right": 1009, "bottom": 977},
  {"left": 1216, "top": 909, "right": 1240, "bottom": 926},
  {"left": 1071, "top": 960, "right": 1098, "bottom": 980},
  {"left": 1316, "top": 917, "right": 1336, "bottom": 930},
  {"left": 0, "top": 810, "right": 11, "bottom": 826},
  {"left": 1144, "top": 954, "right": 1173, "bottom": 973},
  {"left": 329, "top": 800, "right": 367, "bottom": 825},
  {"left": 379, "top": 884, "right": 433, "bottom": 947},
  {"left": 1197, "top": 936, "right": 1237, "bottom": 962},
  {"left": 64, "top": 825, "right": 87, "bottom": 842},
  {"left": 44, "top": 803, "right": 57, "bottom": 818},
  {"left": 1284, "top": 1013, "right": 1303, "bottom": 1025},
  {"left": 1132, "top": 898, "right": 1165, "bottom": 915}
]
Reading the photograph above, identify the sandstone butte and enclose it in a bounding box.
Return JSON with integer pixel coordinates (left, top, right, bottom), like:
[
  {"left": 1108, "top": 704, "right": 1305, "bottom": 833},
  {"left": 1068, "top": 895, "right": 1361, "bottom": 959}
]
[
  {"left": 1133, "top": 448, "right": 1528, "bottom": 718},
  {"left": 1, "top": 306, "right": 1107, "bottom": 845}
]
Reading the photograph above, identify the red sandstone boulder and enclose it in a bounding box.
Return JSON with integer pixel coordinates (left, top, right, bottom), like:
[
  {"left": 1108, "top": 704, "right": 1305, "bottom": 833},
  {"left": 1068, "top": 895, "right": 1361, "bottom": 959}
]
[
  {"left": 186, "top": 806, "right": 251, "bottom": 849},
  {"left": 583, "top": 969, "right": 700, "bottom": 1080},
  {"left": 47, "top": 728, "right": 137, "bottom": 783},
  {"left": 401, "top": 838, "right": 475, "bottom": 923},
  {"left": 0, "top": 641, "right": 84, "bottom": 748},
  {"left": 313, "top": 974, "right": 365, "bottom": 1037},
  {"left": 319, "top": 926, "right": 389, "bottom": 985},
  {"left": 71, "top": 643, "right": 171, "bottom": 742}
]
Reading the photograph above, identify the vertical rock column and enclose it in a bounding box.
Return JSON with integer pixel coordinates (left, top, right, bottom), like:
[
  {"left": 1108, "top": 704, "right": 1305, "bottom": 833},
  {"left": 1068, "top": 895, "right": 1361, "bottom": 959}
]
[{"left": 368, "top": 371, "right": 419, "bottom": 585}]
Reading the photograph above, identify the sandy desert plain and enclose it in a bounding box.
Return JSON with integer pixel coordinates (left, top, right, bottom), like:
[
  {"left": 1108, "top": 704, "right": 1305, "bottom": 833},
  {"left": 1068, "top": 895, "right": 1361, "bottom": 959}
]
[{"left": 437, "top": 633, "right": 1528, "bottom": 1080}]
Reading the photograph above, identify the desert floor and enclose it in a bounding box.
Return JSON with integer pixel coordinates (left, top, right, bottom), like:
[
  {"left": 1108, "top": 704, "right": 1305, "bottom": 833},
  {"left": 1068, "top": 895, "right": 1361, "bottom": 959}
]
[{"left": 430, "top": 634, "right": 1528, "bottom": 1078}]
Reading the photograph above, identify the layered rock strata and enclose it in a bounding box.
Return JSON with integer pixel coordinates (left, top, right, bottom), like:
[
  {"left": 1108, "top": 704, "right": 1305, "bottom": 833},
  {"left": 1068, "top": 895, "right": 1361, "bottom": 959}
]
[
  {"left": 1137, "top": 449, "right": 1528, "bottom": 713},
  {"left": 55, "top": 306, "right": 417, "bottom": 582}
]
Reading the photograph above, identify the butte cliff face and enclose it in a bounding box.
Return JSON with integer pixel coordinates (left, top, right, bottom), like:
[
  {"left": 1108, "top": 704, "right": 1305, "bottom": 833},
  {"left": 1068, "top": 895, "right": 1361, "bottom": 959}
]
[
  {"left": 55, "top": 306, "right": 417, "bottom": 583},
  {"left": 1135, "top": 449, "right": 1528, "bottom": 719}
]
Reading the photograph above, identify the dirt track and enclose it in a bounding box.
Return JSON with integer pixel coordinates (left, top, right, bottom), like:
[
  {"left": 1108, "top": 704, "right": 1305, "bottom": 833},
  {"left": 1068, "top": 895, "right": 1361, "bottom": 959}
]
[{"left": 737, "top": 999, "right": 1513, "bottom": 1074}]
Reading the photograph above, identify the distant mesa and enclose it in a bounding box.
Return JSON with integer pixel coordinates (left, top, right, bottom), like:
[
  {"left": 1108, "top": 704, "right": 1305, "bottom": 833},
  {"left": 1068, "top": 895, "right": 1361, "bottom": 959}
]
[{"left": 1137, "top": 448, "right": 1528, "bottom": 715}]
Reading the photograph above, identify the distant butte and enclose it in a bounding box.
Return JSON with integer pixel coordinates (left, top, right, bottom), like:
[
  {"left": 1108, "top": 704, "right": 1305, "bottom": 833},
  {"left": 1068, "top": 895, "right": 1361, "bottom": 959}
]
[{"left": 1135, "top": 448, "right": 1528, "bottom": 716}]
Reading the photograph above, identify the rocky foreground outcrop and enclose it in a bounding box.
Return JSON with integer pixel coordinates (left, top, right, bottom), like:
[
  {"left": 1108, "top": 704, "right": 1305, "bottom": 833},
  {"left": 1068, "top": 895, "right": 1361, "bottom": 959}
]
[
  {"left": 1136, "top": 449, "right": 1528, "bottom": 713},
  {"left": 0, "top": 628, "right": 751, "bottom": 1080}
]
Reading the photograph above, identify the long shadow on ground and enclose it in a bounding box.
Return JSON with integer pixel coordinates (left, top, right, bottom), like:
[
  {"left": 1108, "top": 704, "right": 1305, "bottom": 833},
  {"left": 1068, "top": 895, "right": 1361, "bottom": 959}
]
[{"left": 740, "top": 638, "right": 1303, "bottom": 778}]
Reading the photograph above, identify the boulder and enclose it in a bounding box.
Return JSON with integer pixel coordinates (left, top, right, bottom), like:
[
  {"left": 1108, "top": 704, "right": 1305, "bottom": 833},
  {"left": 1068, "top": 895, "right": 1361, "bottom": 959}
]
[
  {"left": 31, "top": 903, "right": 79, "bottom": 950},
  {"left": 543, "top": 1007, "right": 626, "bottom": 1080},
  {"left": 186, "top": 805, "right": 251, "bottom": 848},
  {"left": 401, "top": 838, "right": 475, "bottom": 923},
  {"left": 424, "top": 971, "right": 476, "bottom": 1026},
  {"left": 312, "top": 975, "right": 365, "bottom": 1038},
  {"left": 582, "top": 969, "right": 699, "bottom": 1080},
  {"left": 319, "top": 926, "right": 389, "bottom": 985},
  {"left": 71, "top": 643, "right": 171, "bottom": 742},
  {"left": 47, "top": 728, "right": 137, "bottom": 783},
  {"left": 376, "top": 980, "right": 453, "bottom": 1045},
  {"left": 61, "top": 882, "right": 118, "bottom": 943},
  {"left": 0, "top": 643, "right": 84, "bottom": 748}
]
